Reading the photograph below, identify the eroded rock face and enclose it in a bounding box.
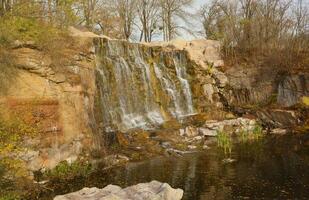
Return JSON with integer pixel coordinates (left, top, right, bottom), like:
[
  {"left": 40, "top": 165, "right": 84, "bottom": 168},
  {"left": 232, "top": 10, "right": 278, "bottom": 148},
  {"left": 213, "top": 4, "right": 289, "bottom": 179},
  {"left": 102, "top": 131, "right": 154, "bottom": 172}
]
[
  {"left": 54, "top": 181, "right": 183, "bottom": 200},
  {"left": 223, "top": 65, "right": 277, "bottom": 106},
  {"left": 223, "top": 63, "right": 309, "bottom": 107},
  {"left": 277, "top": 74, "right": 309, "bottom": 107},
  {"left": 1, "top": 36, "right": 98, "bottom": 171},
  {"left": 4, "top": 27, "right": 305, "bottom": 173},
  {"left": 2, "top": 32, "right": 230, "bottom": 172}
]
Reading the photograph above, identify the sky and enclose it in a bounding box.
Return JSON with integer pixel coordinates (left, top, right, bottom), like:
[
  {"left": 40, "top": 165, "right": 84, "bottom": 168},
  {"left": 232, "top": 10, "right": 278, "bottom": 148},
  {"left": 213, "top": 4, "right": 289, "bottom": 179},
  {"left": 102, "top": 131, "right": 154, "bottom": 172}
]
[
  {"left": 177, "top": 0, "right": 309, "bottom": 40},
  {"left": 172, "top": 0, "right": 208, "bottom": 40},
  {"left": 132, "top": 0, "right": 207, "bottom": 41},
  {"left": 135, "top": 0, "right": 309, "bottom": 41}
]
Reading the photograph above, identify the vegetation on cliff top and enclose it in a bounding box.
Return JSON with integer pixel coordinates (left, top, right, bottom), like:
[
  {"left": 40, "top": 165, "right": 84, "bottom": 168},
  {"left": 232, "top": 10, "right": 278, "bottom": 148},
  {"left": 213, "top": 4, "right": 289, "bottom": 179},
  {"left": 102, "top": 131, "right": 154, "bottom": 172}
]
[{"left": 201, "top": 0, "right": 309, "bottom": 71}]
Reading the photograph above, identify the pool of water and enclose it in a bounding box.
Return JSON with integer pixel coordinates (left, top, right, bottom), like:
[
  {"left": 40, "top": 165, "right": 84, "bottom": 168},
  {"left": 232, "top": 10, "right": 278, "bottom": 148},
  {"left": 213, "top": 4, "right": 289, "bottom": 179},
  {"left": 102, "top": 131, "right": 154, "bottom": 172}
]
[{"left": 36, "top": 134, "right": 309, "bottom": 200}]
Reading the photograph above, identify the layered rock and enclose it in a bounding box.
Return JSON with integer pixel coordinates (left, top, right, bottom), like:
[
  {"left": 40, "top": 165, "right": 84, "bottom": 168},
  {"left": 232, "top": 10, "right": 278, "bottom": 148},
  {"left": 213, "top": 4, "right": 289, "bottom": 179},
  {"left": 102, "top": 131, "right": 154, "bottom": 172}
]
[
  {"left": 223, "top": 64, "right": 309, "bottom": 108},
  {"left": 0, "top": 32, "right": 98, "bottom": 171},
  {"left": 1, "top": 28, "right": 227, "bottom": 171},
  {"left": 2, "top": 26, "right": 306, "bottom": 173}
]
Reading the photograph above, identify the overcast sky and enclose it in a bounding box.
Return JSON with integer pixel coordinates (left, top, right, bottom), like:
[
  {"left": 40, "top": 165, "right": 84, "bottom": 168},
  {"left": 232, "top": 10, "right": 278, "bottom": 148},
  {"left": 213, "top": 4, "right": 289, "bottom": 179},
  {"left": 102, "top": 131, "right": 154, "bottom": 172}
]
[
  {"left": 177, "top": 0, "right": 309, "bottom": 40},
  {"left": 132, "top": 0, "right": 207, "bottom": 41},
  {"left": 177, "top": 0, "right": 206, "bottom": 40},
  {"left": 135, "top": 0, "right": 309, "bottom": 41}
]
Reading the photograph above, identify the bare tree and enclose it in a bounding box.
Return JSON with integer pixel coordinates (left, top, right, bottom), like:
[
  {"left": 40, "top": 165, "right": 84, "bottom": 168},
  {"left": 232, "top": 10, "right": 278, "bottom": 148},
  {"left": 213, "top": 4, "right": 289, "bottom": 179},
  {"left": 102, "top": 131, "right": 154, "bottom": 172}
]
[
  {"left": 79, "top": 0, "right": 99, "bottom": 29},
  {"left": 136, "top": 0, "right": 160, "bottom": 42},
  {"left": 0, "top": 0, "right": 12, "bottom": 16},
  {"left": 200, "top": 0, "right": 309, "bottom": 70},
  {"left": 95, "top": 1, "right": 123, "bottom": 38},
  {"left": 159, "top": 0, "right": 194, "bottom": 41},
  {"left": 110, "top": 0, "right": 137, "bottom": 40}
]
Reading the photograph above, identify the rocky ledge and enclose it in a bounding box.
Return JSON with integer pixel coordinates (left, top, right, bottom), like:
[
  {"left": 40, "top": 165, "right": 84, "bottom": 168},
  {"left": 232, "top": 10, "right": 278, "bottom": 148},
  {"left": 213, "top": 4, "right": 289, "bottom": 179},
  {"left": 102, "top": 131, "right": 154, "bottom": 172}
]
[{"left": 54, "top": 181, "right": 183, "bottom": 200}]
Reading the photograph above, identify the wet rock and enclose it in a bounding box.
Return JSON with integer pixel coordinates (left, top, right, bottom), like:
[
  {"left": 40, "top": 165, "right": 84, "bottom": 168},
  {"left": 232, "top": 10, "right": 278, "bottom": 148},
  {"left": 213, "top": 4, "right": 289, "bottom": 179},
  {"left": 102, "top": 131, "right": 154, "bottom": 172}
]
[
  {"left": 203, "top": 118, "right": 257, "bottom": 134},
  {"left": 225, "top": 113, "right": 236, "bottom": 119},
  {"left": 271, "top": 128, "right": 287, "bottom": 135},
  {"left": 222, "top": 158, "right": 236, "bottom": 164},
  {"left": 188, "top": 145, "right": 197, "bottom": 150},
  {"left": 161, "top": 141, "right": 172, "bottom": 149},
  {"left": 198, "top": 127, "right": 217, "bottom": 136},
  {"left": 179, "top": 129, "right": 185, "bottom": 137},
  {"left": 54, "top": 180, "right": 183, "bottom": 200},
  {"left": 257, "top": 109, "right": 299, "bottom": 128},
  {"left": 103, "top": 154, "right": 129, "bottom": 166},
  {"left": 165, "top": 148, "right": 189, "bottom": 156},
  {"left": 193, "top": 136, "right": 203, "bottom": 141},
  {"left": 213, "top": 70, "right": 228, "bottom": 88},
  {"left": 184, "top": 126, "right": 198, "bottom": 137}
]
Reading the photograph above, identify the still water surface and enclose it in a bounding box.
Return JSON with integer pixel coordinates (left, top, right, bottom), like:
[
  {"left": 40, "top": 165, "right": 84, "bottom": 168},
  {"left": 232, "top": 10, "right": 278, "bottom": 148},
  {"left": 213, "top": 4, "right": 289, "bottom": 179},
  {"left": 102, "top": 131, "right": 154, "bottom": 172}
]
[{"left": 41, "top": 134, "right": 309, "bottom": 200}]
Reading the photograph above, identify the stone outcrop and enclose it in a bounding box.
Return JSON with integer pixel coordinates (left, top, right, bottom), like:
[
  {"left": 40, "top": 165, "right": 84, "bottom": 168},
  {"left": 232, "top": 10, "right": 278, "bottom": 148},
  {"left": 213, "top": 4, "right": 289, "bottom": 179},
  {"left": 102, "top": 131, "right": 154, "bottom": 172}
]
[
  {"left": 221, "top": 61, "right": 308, "bottom": 130},
  {"left": 179, "top": 118, "right": 257, "bottom": 137},
  {"left": 2, "top": 27, "right": 307, "bottom": 173},
  {"left": 256, "top": 109, "right": 300, "bottom": 128},
  {"left": 223, "top": 64, "right": 309, "bottom": 108},
  {"left": 1, "top": 28, "right": 228, "bottom": 171},
  {"left": 0, "top": 31, "right": 98, "bottom": 171},
  {"left": 54, "top": 181, "right": 183, "bottom": 200},
  {"left": 277, "top": 74, "right": 309, "bottom": 107}
]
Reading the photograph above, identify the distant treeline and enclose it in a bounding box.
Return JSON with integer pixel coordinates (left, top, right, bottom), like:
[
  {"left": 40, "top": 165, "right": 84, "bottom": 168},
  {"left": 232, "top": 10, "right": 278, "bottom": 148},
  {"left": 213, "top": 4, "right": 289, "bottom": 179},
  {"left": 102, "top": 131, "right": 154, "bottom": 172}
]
[
  {"left": 0, "top": 0, "right": 195, "bottom": 42},
  {"left": 201, "top": 0, "right": 309, "bottom": 70}
]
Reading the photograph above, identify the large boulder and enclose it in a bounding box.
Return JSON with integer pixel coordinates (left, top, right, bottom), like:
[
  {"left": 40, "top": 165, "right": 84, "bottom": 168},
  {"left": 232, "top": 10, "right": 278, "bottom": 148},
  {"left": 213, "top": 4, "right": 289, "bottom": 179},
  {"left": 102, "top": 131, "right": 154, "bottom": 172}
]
[
  {"left": 54, "top": 181, "right": 183, "bottom": 200},
  {"left": 256, "top": 109, "right": 300, "bottom": 128}
]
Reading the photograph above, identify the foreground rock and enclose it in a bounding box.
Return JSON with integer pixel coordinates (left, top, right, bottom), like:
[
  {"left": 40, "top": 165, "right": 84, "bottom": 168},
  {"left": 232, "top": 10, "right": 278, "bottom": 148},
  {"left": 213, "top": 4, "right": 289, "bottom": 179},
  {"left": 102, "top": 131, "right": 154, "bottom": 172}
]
[{"left": 54, "top": 181, "right": 183, "bottom": 200}]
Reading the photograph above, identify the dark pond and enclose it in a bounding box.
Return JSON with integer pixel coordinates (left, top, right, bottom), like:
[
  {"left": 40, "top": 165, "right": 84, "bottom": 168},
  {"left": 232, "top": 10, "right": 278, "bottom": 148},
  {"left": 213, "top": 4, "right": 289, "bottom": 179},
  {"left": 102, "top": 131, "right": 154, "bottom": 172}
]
[{"left": 36, "top": 134, "right": 309, "bottom": 200}]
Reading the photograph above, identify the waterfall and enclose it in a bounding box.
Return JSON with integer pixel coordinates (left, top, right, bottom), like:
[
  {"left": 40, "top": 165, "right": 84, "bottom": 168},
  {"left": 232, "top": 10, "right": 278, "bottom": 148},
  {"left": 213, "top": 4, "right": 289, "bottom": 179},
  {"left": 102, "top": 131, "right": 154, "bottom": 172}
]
[
  {"left": 174, "top": 58, "right": 194, "bottom": 115},
  {"left": 95, "top": 39, "right": 195, "bottom": 132},
  {"left": 154, "top": 63, "right": 182, "bottom": 116}
]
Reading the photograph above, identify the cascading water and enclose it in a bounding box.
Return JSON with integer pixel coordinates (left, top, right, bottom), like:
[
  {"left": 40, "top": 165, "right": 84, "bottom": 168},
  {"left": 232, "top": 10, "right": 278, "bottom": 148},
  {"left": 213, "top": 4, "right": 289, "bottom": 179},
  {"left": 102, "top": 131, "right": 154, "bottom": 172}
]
[
  {"left": 95, "top": 39, "right": 195, "bottom": 132},
  {"left": 174, "top": 55, "right": 194, "bottom": 115}
]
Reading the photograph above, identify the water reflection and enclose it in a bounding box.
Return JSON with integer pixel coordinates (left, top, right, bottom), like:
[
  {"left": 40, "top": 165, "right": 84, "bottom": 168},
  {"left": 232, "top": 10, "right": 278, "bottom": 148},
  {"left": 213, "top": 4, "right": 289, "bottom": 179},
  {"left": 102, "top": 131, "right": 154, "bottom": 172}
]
[{"left": 40, "top": 134, "right": 309, "bottom": 200}]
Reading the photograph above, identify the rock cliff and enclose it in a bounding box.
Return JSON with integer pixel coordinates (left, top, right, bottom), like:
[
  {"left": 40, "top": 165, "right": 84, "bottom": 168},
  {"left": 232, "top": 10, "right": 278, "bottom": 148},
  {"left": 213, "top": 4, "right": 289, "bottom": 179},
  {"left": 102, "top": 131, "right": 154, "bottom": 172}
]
[{"left": 1, "top": 27, "right": 307, "bottom": 172}]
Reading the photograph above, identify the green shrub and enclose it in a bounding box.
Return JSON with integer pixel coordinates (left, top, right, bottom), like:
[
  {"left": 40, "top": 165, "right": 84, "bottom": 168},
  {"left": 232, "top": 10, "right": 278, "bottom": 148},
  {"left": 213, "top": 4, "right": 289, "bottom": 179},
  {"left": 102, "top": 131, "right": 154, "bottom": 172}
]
[
  {"left": 240, "top": 130, "right": 249, "bottom": 143},
  {"left": 44, "top": 161, "right": 92, "bottom": 179},
  {"left": 302, "top": 96, "right": 309, "bottom": 106},
  {"left": 0, "top": 116, "right": 38, "bottom": 178},
  {"left": 0, "top": 16, "right": 74, "bottom": 92},
  {"left": 0, "top": 193, "right": 20, "bottom": 200},
  {"left": 0, "top": 17, "right": 70, "bottom": 49},
  {"left": 252, "top": 124, "right": 263, "bottom": 139},
  {"left": 0, "top": 115, "right": 36, "bottom": 200}
]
